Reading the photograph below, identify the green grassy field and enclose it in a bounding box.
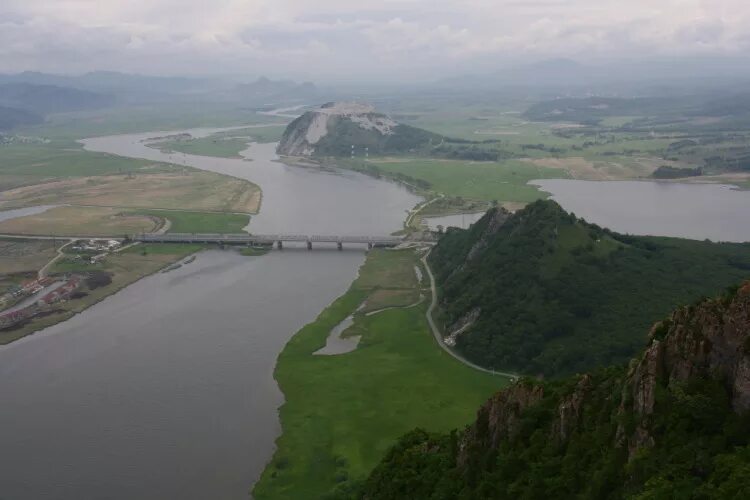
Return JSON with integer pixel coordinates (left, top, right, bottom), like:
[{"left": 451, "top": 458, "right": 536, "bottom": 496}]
[
  {"left": 253, "top": 249, "right": 509, "bottom": 499},
  {"left": 128, "top": 209, "right": 249, "bottom": 233},
  {"left": 156, "top": 136, "right": 250, "bottom": 158},
  {"left": 15, "top": 103, "right": 283, "bottom": 140},
  {"left": 0, "top": 142, "right": 172, "bottom": 191},
  {"left": 153, "top": 125, "right": 286, "bottom": 158},
  {"left": 369, "top": 158, "right": 567, "bottom": 203}
]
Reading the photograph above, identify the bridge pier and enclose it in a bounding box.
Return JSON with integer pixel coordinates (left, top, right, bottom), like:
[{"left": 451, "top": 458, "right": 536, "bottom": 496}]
[
  {"left": 367, "top": 242, "right": 373, "bottom": 250},
  {"left": 337, "top": 241, "right": 343, "bottom": 251},
  {"left": 277, "top": 240, "right": 283, "bottom": 250},
  {"left": 306, "top": 240, "right": 312, "bottom": 250}
]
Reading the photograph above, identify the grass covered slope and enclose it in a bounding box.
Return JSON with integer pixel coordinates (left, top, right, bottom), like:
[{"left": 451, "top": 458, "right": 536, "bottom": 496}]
[
  {"left": 430, "top": 200, "right": 750, "bottom": 377},
  {"left": 358, "top": 283, "right": 750, "bottom": 499},
  {"left": 253, "top": 249, "right": 508, "bottom": 499}
]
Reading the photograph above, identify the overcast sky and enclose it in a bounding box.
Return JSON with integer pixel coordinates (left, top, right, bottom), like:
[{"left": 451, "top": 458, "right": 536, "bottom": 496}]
[{"left": 1, "top": 0, "right": 749, "bottom": 81}]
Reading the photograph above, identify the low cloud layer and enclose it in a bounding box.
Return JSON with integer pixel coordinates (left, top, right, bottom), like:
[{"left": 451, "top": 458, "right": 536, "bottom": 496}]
[{"left": 1, "top": 0, "right": 749, "bottom": 80}]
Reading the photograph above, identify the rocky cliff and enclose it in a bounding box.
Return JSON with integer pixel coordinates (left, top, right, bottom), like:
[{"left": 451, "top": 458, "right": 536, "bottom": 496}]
[
  {"left": 276, "top": 102, "right": 441, "bottom": 157},
  {"left": 357, "top": 283, "right": 750, "bottom": 499}
]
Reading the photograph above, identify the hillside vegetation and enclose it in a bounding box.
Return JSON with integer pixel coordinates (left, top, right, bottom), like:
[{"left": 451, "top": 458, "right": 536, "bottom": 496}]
[
  {"left": 357, "top": 282, "right": 750, "bottom": 499},
  {"left": 253, "top": 249, "right": 506, "bottom": 499},
  {"left": 429, "top": 200, "right": 750, "bottom": 377}
]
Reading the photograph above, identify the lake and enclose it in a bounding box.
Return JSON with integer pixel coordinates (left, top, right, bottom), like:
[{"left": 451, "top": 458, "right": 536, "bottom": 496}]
[{"left": 531, "top": 179, "right": 750, "bottom": 242}]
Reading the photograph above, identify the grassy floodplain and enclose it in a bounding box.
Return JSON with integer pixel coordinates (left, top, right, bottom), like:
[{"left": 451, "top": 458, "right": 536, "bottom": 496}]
[
  {"left": 128, "top": 209, "right": 250, "bottom": 233},
  {"left": 253, "top": 249, "right": 509, "bottom": 499},
  {"left": 153, "top": 125, "right": 287, "bottom": 158},
  {"left": 369, "top": 158, "right": 567, "bottom": 203},
  {"left": 0, "top": 142, "right": 259, "bottom": 236}
]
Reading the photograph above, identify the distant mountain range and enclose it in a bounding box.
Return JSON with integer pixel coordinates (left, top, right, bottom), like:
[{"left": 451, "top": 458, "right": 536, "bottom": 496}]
[
  {"left": 0, "top": 105, "right": 43, "bottom": 130},
  {"left": 436, "top": 57, "right": 750, "bottom": 95},
  {"left": 0, "top": 83, "right": 115, "bottom": 115},
  {"left": 0, "top": 82, "right": 116, "bottom": 130},
  {"left": 234, "top": 76, "right": 318, "bottom": 102}
]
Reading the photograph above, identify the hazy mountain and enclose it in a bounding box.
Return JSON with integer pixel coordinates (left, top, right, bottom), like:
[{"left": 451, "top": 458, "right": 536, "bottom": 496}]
[
  {"left": 0, "top": 105, "right": 43, "bottom": 130},
  {"left": 233, "top": 76, "right": 319, "bottom": 103},
  {"left": 0, "top": 83, "right": 115, "bottom": 115}
]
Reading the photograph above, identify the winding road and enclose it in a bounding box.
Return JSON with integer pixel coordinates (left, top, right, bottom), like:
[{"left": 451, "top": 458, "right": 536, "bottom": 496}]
[{"left": 421, "top": 249, "right": 517, "bottom": 380}]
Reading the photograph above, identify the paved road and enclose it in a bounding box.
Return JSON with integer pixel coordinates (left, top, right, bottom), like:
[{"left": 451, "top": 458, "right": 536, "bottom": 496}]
[{"left": 421, "top": 249, "right": 517, "bottom": 379}]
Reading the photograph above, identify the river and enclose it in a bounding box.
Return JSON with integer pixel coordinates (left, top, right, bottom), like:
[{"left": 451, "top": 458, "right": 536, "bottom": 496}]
[{"left": 0, "top": 131, "right": 420, "bottom": 499}]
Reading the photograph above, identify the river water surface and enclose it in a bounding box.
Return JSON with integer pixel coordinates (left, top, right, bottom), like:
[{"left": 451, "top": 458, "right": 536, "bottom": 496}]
[{"left": 0, "top": 131, "right": 420, "bottom": 499}]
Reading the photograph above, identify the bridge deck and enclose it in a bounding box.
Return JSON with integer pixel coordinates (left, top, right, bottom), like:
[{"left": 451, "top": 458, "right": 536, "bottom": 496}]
[{"left": 135, "top": 233, "right": 403, "bottom": 245}]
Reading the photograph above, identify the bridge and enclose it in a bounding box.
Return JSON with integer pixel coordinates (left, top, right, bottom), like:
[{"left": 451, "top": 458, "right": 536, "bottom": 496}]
[{"left": 135, "top": 232, "right": 404, "bottom": 250}]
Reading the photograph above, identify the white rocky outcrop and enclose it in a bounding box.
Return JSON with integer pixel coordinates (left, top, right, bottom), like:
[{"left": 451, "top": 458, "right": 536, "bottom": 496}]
[{"left": 276, "top": 101, "right": 398, "bottom": 156}]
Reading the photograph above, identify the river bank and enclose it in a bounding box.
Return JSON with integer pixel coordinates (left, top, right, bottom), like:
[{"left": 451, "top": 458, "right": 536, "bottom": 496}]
[
  {"left": 0, "top": 128, "right": 420, "bottom": 499},
  {"left": 253, "top": 248, "right": 509, "bottom": 499},
  {"left": 0, "top": 242, "right": 202, "bottom": 345}
]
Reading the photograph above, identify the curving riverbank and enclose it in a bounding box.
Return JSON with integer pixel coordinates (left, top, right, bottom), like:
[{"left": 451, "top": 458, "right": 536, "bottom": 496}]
[{"left": 0, "top": 129, "right": 420, "bottom": 499}]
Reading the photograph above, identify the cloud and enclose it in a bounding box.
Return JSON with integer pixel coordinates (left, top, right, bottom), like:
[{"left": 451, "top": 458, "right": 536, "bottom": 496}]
[{"left": 0, "top": 0, "right": 749, "bottom": 79}]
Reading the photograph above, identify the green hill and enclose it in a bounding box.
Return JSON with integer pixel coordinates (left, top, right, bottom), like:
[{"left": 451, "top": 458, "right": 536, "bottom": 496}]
[
  {"left": 276, "top": 102, "right": 442, "bottom": 157},
  {"left": 428, "top": 200, "right": 750, "bottom": 377},
  {"left": 357, "top": 282, "right": 750, "bottom": 499}
]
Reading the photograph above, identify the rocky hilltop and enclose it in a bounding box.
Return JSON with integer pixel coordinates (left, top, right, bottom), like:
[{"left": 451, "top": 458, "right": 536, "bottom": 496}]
[
  {"left": 276, "top": 101, "right": 441, "bottom": 157},
  {"left": 357, "top": 283, "right": 750, "bottom": 499}
]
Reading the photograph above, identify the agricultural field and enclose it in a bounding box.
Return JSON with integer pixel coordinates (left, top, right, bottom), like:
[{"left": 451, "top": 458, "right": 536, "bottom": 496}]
[
  {"left": 0, "top": 171, "right": 261, "bottom": 214},
  {"left": 0, "top": 238, "right": 58, "bottom": 275},
  {"left": 324, "top": 93, "right": 750, "bottom": 212},
  {"left": 0, "top": 141, "right": 172, "bottom": 191},
  {"left": 253, "top": 249, "right": 508, "bottom": 499},
  {"left": 0, "top": 134, "right": 259, "bottom": 236},
  {"left": 368, "top": 157, "right": 567, "bottom": 203},
  {"left": 14, "top": 102, "right": 281, "bottom": 141},
  {"left": 0, "top": 206, "right": 159, "bottom": 236},
  {"left": 127, "top": 209, "right": 250, "bottom": 233}
]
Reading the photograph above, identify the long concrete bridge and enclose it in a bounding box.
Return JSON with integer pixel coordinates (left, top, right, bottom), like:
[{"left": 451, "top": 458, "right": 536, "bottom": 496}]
[{"left": 135, "top": 232, "right": 404, "bottom": 250}]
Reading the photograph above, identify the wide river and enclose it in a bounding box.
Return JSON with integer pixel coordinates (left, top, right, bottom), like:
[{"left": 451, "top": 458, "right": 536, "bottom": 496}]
[
  {"left": 3, "top": 132, "right": 749, "bottom": 499},
  {"left": 0, "top": 130, "right": 420, "bottom": 499}
]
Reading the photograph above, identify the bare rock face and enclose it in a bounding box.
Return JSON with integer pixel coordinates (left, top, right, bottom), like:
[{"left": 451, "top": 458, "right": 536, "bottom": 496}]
[
  {"left": 458, "top": 382, "right": 544, "bottom": 468},
  {"left": 618, "top": 281, "right": 750, "bottom": 456},
  {"left": 276, "top": 102, "right": 397, "bottom": 156},
  {"left": 456, "top": 281, "right": 750, "bottom": 471},
  {"left": 465, "top": 207, "right": 510, "bottom": 263},
  {"left": 552, "top": 374, "right": 592, "bottom": 442}
]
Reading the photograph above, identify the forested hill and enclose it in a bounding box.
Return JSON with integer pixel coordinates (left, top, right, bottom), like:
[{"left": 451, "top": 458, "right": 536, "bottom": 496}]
[
  {"left": 358, "top": 283, "right": 750, "bottom": 499},
  {"left": 429, "top": 200, "right": 750, "bottom": 377}
]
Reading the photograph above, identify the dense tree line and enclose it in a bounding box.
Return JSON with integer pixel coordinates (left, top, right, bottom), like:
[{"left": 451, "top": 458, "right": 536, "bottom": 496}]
[{"left": 428, "top": 200, "right": 750, "bottom": 377}]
